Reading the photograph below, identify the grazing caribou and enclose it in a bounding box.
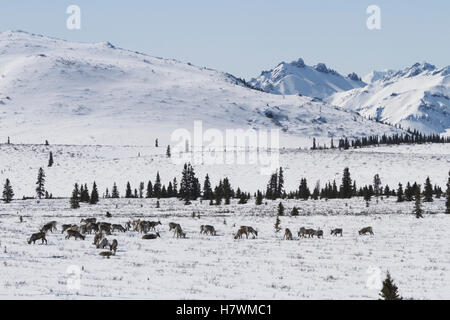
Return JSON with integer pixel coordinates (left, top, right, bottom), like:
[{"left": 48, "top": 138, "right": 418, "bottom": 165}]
[
  {"left": 169, "top": 222, "right": 181, "bottom": 231},
  {"left": 28, "top": 232, "right": 47, "bottom": 244},
  {"left": 331, "top": 228, "right": 343, "bottom": 237},
  {"left": 81, "top": 218, "right": 96, "bottom": 224},
  {"left": 109, "top": 239, "right": 118, "bottom": 253},
  {"left": 99, "top": 251, "right": 114, "bottom": 259},
  {"left": 97, "top": 238, "right": 110, "bottom": 249},
  {"left": 112, "top": 224, "right": 126, "bottom": 233},
  {"left": 148, "top": 221, "right": 162, "bottom": 231},
  {"left": 142, "top": 233, "right": 160, "bottom": 239},
  {"left": 65, "top": 230, "right": 85, "bottom": 240},
  {"left": 200, "top": 225, "right": 216, "bottom": 236},
  {"left": 41, "top": 221, "right": 57, "bottom": 233},
  {"left": 284, "top": 228, "right": 293, "bottom": 240},
  {"left": 359, "top": 227, "right": 374, "bottom": 235},
  {"left": 236, "top": 226, "right": 258, "bottom": 239},
  {"left": 315, "top": 229, "right": 324, "bottom": 238}
]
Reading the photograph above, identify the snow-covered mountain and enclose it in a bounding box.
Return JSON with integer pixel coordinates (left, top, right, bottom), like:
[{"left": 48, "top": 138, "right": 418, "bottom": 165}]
[
  {"left": 330, "top": 62, "right": 450, "bottom": 134},
  {"left": 362, "top": 70, "right": 395, "bottom": 84},
  {"left": 0, "top": 31, "right": 403, "bottom": 146},
  {"left": 249, "top": 58, "right": 366, "bottom": 99}
]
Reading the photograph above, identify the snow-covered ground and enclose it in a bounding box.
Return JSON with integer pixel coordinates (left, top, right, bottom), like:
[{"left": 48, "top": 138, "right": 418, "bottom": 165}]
[
  {"left": 0, "top": 197, "right": 449, "bottom": 299},
  {"left": 0, "top": 142, "right": 449, "bottom": 299},
  {"left": 0, "top": 143, "right": 448, "bottom": 198}
]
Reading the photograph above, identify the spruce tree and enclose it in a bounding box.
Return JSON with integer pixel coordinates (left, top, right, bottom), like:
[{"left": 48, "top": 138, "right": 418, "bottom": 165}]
[
  {"left": 423, "top": 177, "right": 433, "bottom": 202},
  {"left": 277, "top": 202, "right": 285, "bottom": 216},
  {"left": 48, "top": 152, "right": 54, "bottom": 167},
  {"left": 166, "top": 145, "right": 171, "bottom": 158},
  {"left": 2, "top": 178, "right": 14, "bottom": 203},
  {"left": 446, "top": 171, "right": 450, "bottom": 214},
  {"left": 255, "top": 190, "right": 263, "bottom": 205},
  {"left": 90, "top": 181, "right": 99, "bottom": 204},
  {"left": 179, "top": 164, "right": 201, "bottom": 204},
  {"left": 373, "top": 174, "right": 381, "bottom": 197},
  {"left": 397, "top": 183, "right": 404, "bottom": 202},
  {"left": 414, "top": 186, "right": 423, "bottom": 218},
  {"left": 125, "top": 182, "right": 133, "bottom": 198},
  {"left": 202, "top": 174, "right": 213, "bottom": 200},
  {"left": 291, "top": 206, "right": 299, "bottom": 216},
  {"left": 274, "top": 215, "right": 281, "bottom": 233},
  {"left": 379, "top": 272, "right": 402, "bottom": 300},
  {"left": 340, "top": 167, "right": 352, "bottom": 198},
  {"left": 35, "top": 167, "right": 46, "bottom": 199},
  {"left": 153, "top": 172, "right": 162, "bottom": 198},
  {"left": 111, "top": 182, "right": 120, "bottom": 198},
  {"left": 277, "top": 167, "right": 284, "bottom": 198},
  {"left": 70, "top": 184, "right": 80, "bottom": 209},
  {"left": 146, "top": 180, "right": 153, "bottom": 198}
]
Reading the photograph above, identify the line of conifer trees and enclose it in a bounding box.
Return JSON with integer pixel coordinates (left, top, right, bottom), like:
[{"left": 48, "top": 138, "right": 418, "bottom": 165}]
[{"left": 311, "top": 132, "right": 450, "bottom": 151}]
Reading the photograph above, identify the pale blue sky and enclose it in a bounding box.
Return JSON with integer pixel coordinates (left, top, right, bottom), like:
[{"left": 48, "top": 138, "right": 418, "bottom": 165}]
[{"left": 1, "top": 0, "right": 448, "bottom": 80}]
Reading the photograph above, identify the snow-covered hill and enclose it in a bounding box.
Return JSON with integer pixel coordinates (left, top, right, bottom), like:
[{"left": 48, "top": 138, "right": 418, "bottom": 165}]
[
  {"left": 330, "top": 62, "right": 450, "bottom": 134},
  {"left": 249, "top": 58, "right": 366, "bottom": 99},
  {"left": 0, "top": 31, "right": 404, "bottom": 146}
]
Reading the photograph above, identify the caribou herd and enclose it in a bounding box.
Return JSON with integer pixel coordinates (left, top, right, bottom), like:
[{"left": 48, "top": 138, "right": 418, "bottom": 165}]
[{"left": 27, "top": 217, "right": 374, "bottom": 258}]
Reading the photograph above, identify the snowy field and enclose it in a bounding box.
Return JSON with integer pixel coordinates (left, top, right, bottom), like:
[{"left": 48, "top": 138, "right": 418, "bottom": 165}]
[
  {"left": 0, "top": 142, "right": 449, "bottom": 299},
  {"left": 1, "top": 142, "right": 449, "bottom": 198},
  {"left": 0, "top": 197, "right": 449, "bottom": 300}
]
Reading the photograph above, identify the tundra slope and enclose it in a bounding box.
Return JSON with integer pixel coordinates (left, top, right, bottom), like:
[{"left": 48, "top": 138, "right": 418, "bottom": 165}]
[{"left": 0, "top": 31, "right": 402, "bottom": 145}]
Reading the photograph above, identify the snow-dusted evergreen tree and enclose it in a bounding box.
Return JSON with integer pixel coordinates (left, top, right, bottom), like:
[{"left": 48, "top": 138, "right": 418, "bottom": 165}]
[
  {"left": 255, "top": 190, "right": 263, "bottom": 205},
  {"left": 373, "top": 174, "right": 381, "bottom": 197},
  {"left": 277, "top": 167, "right": 284, "bottom": 198},
  {"left": 166, "top": 145, "right": 171, "bottom": 158},
  {"left": 277, "top": 202, "right": 285, "bottom": 216},
  {"left": 414, "top": 186, "right": 423, "bottom": 219},
  {"left": 291, "top": 206, "right": 299, "bottom": 216},
  {"left": 153, "top": 172, "right": 162, "bottom": 198},
  {"left": 379, "top": 272, "right": 402, "bottom": 300},
  {"left": 298, "top": 178, "right": 310, "bottom": 200},
  {"left": 172, "top": 178, "right": 178, "bottom": 197},
  {"left": 340, "top": 167, "right": 352, "bottom": 198},
  {"left": 146, "top": 180, "right": 153, "bottom": 198},
  {"left": 179, "top": 163, "right": 200, "bottom": 204},
  {"left": 274, "top": 215, "right": 281, "bottom": 233},
  {"left": 90, "top": 181, "right": 99, "bottom": 204},
  {"left": 48, "top": 152, "right": 54, "bottom": 167},
  {"left": 139, "top": 182, "right": 145, "bottom": 198},
  {"left": 423, "top": 177, "right": 433, "bottom": 202},
  {"left": 202, "top": 174, "right": 213, "bottom": 200},
  {"left": 446, "top": 171, "right": 450, "bottom": 214},
  {"left": 2, "top": 179, "right": 14, "bottom": 203},
  {"left": 396, "top": 183, "right": 404, "bottom": 202},
  {"left": 111, "top": 182, "right": 120, "bottom": 198},
  {"left": 35, "top": 167, "right": 46, "bottom": 199},
  {"left": 70, "top": 183, "right": 80, "bottom": 209},
  {"left": 125, "top": 182, "right": 133, "bottom": 198}
]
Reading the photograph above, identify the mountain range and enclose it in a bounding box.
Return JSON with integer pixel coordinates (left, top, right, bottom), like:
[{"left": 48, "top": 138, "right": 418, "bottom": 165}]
[
  {"left": 0, "top": 30, "right": 404, "bottom": 146},
  {"left": 250, "top": 58, "right": 449, "bottom": 134}
]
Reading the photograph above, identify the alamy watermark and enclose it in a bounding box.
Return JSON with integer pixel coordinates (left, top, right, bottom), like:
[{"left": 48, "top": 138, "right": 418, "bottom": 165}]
[
  {"left": 366, "top": 5, "right": 381, "bottom": 30},
  {"left": 66, "top": 264, "right": 81, "bottom": 290},
  {"left": 365, "top": 266, "right": 382, "bottom": 290},
  {"left": 170, "top": 121, "right": 280, "bottom": 175},
  {"left": 66, "top": 5, "right": 81, "bottom": 30}
]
